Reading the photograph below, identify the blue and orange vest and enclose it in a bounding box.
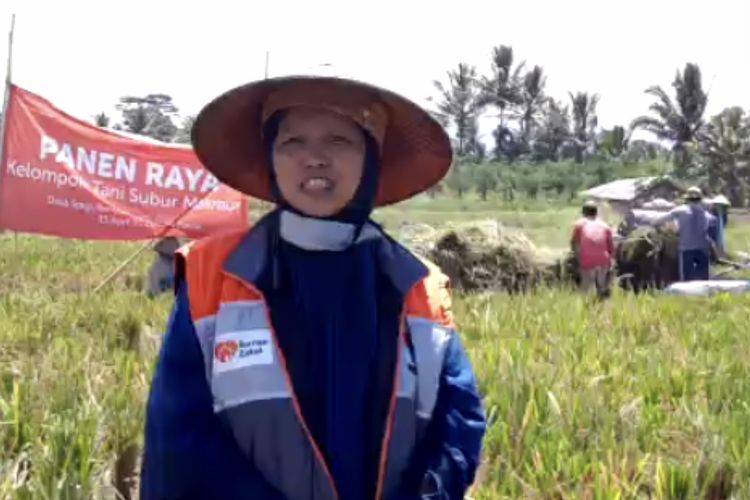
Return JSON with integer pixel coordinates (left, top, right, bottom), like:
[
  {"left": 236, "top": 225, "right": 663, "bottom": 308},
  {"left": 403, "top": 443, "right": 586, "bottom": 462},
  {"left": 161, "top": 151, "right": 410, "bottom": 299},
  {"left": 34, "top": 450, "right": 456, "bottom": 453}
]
[{"left": 175, "top": 220, "right": 456, "bottom": 500}]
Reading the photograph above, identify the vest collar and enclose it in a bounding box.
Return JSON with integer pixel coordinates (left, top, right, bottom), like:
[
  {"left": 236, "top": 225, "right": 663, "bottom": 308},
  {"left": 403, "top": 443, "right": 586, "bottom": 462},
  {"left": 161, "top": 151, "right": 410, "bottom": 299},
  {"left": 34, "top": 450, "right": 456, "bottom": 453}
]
[
  {"left": 278, "top": 210, "right": 380, "bottom": 251},
  {"left": 223, "top": 211, "right": 428, "bottom": 296}
]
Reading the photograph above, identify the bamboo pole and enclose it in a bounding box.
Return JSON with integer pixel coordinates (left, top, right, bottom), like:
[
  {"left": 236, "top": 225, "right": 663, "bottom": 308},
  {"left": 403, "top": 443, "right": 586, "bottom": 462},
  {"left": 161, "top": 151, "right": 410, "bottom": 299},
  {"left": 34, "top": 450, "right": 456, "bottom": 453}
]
[
  {"left": 92, "top": 184, "right": 238, "bottom": 293},
  {"left": 0, "top": 14, "right": 16, "bottom": 234},
  {"left": 91, "top": 237, "right": 159, "bottom": 294},
  {"left": 0, "top": 13, "right": 15, "bottom": 151},
  {"left": 93, "top": 216, "right": 189, "bottom": 294}
]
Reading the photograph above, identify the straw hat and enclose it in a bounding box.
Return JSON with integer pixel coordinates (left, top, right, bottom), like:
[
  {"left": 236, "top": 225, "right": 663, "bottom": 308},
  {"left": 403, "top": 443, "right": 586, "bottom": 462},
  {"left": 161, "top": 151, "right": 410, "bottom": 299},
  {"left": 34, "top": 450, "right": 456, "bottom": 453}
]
[
  {"left": 191, "top": 76, "right": 452, "bottom": 206},
  {"left": 685, "top": 186, "right": 703, "bottom": 201},
  {"left": 710, "top": 194, "right": 730, "bottom": 206},
  {"left": 582, "top": 199, "right": 598, "bottom": 209}
]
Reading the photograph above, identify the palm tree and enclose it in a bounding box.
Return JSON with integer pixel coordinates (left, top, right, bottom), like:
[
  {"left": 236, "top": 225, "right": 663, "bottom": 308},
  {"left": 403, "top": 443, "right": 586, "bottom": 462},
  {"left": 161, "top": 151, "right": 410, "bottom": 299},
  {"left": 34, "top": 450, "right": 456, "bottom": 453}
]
[
  {"left": 479, "top": 45, "right": 524, "bottom": 127},
  {"left": 464, "top": 115, "right": 486, "bottom": 161},
  {"left": 600, "top": 126, "right": 630, "bottom": 158},
  {"left": 631, "top": 63, "right": 708, "bottom": 174},
  {"left": 518, "top": 65, "right": 547, "bottom": 144},
  {"left": 697, "top": 107, "right": 750, "bottom": 205},
  {"left": 433, "top": 63, "right": 484, "bottom": 157},
  {"left": 533, "top": 99, "right": 572, "bottom": 161},
  {"left": 569, "top": 91, "right": 599, "bottom": 163}
]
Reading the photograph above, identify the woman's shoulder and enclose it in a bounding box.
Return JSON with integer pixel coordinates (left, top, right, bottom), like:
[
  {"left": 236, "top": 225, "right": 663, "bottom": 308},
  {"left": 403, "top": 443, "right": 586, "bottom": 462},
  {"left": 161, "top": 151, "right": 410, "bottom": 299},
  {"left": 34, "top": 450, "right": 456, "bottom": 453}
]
[
  {"left": 379, "top": 231, "right": 449, "bottom": 287},
  {"left": 178, "top": 228, "right": 251, "bottom": 262},
  {"left": 402, "top": 252, "right": 455, "bottom": 328},
  {"left": 414, "top": 254, "right": 450, "bottom": 286},
  {"left": 174, "top": 228, "right": 253, "bottom": 294}
]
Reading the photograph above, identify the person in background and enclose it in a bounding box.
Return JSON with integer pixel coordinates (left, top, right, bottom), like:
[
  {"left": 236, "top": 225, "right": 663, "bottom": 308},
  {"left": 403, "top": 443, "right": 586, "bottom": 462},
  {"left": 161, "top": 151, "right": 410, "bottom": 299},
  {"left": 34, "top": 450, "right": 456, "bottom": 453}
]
[
  {"left": 650, "top": 186, "right": 715, "bottom": 281},
  {"left": 707, "top": 194, "right": 730, "bottom": 256},
  {"left": 146, "top": 237, "right": 181, "bottom": 297},
  {"left": 571, "top": 200, "right": 615, "bottom": 299},
  {"left": 140, "top": 76, "right": 486, "bottom": 500}
]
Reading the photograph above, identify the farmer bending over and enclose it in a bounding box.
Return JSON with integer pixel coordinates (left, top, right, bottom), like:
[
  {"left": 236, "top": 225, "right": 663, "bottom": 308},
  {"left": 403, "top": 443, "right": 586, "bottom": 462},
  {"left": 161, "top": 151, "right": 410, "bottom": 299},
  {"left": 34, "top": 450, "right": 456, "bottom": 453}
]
[
  {"left": 140, "top": 76, "right": 487, "bottom": 500},
  {"left": 571, "top": 200, "right": 614, "bottom": 298}
]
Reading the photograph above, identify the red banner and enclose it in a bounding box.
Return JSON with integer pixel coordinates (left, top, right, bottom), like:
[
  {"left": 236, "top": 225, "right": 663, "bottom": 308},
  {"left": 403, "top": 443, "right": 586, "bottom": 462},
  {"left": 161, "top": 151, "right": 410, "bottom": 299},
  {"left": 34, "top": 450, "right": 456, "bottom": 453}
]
[{"left": 0, "top": 85, "right": 249, "bottom": 240}]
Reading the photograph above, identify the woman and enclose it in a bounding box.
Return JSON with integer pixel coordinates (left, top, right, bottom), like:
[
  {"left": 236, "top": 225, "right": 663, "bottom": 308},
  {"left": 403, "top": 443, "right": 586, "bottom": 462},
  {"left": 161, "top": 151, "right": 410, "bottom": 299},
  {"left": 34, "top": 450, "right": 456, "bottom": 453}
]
[{"left": 141, "top": 76, "right": 486, "bottom": 500}]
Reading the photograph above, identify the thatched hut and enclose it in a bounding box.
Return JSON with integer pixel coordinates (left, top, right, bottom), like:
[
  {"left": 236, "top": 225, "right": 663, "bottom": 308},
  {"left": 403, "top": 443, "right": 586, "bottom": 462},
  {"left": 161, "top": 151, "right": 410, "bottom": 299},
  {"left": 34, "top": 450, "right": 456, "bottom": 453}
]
[{"left": 581, "top": 176, "right": 683, "bottom": 218}]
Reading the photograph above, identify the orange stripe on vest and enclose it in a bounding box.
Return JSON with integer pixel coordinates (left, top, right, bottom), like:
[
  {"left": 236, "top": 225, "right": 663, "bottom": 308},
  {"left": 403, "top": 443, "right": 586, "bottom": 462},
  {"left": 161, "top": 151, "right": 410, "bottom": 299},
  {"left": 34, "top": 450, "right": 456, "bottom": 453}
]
[
  {"left": 176, "top": 229, "right": 455, "bottom": 500},
  {"left": 176, "top": 232, "right": 454, "bottom": 329},
  {"left": 176, "top": 230, "right": 261, "bottom": 322}
]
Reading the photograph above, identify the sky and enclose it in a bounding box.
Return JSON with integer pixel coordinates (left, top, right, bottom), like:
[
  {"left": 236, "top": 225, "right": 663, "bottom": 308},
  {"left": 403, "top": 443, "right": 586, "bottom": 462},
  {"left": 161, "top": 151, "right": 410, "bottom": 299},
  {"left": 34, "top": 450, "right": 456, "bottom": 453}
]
[{"left": 1, "top": 0, "right": 749, "bottom": 145}]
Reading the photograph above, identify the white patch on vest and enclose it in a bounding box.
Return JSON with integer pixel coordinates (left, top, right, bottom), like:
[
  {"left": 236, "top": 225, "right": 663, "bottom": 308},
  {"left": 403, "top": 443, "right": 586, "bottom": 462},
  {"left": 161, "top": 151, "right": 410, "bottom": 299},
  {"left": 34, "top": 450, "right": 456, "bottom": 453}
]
[
  {"left": 212, "top": 329, "right": 274, "bottom": 373},
  {"left": 431, "top": 325, "right": 451, "bottom": 346}
]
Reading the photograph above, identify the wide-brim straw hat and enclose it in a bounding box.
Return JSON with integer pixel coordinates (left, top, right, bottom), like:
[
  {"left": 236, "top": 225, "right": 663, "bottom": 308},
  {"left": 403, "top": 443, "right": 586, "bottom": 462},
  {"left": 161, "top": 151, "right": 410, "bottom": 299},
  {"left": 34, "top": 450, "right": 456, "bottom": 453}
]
[
  {"left": 710, "top": 194, "right": 730, "bottom": 206},
  {"left": 191, "top": 76, "right": 452, "bottom": 206},
  {"left": 685, "top": 186, "right": 703, "bottom": 201}
]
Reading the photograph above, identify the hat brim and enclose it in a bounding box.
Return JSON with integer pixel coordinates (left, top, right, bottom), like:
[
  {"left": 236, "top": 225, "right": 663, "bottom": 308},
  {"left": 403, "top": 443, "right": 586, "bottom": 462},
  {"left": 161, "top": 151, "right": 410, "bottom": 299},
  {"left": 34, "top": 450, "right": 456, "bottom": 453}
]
[
  {"left": 711, "top": 195, "right": 730, "bottom": 206},
  {"left": 191, "top": 76, "right": 452, "bottom": 207}
]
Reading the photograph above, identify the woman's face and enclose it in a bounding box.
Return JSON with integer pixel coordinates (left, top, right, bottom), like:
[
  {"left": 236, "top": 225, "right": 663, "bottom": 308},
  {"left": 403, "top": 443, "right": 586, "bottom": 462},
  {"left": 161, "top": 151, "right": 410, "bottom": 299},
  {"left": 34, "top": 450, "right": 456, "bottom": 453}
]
[{"left": 272, "top": 107, "right": 367, "bottom": 218}]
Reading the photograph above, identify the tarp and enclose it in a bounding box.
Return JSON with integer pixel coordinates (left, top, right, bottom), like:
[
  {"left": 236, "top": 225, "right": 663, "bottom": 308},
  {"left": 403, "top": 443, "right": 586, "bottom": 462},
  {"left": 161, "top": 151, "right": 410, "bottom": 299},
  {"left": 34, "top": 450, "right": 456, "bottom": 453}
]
[
  {"left": 664, "top": 280, "right": 750, "bottom": 296},
  {"left": 0, "top": 85, "right": 249, "bottom": 240},
  {"left": 581, "top": 176, "right": 674, "bottom": 202},
  {"left": 631, "top": 208, "right": 672, "bottom": 225},
  {"left": 640, "top": 198, "right": 676, "bottom": 210}
]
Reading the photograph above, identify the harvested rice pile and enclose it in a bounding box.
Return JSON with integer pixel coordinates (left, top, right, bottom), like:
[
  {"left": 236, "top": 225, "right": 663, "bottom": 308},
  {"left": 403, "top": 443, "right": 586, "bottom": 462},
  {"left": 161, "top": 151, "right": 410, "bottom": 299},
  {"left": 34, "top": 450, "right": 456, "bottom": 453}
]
[
  {"left": 548, "top": 251, "right": 579, "bottom": 285},
  {"left": 396, "top": 222, "right": 438, "bottom": 258},
  {"left": 619, "top": 225, "right": 679, "bottom": 262},
  {"left": 399, "top": 220, "right": 552, "bottom": 293},
  {"left": 615, "top": 225, "right": 680, "bottom": 291}
]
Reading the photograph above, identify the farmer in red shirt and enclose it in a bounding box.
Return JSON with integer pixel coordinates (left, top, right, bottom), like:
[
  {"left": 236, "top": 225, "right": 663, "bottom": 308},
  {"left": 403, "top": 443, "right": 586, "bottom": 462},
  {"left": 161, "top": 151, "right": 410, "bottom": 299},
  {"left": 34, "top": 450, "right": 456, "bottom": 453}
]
[{"left": 571, "top": 200, "right": 615, "bottom": 298}]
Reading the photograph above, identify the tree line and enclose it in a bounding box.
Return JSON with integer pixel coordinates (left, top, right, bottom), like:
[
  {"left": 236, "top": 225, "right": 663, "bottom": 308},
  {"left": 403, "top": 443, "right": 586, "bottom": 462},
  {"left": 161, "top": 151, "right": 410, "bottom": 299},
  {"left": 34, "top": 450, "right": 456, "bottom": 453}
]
[
  {"left": 89, "top": 47, "right": 749, "bottom": 206},
  {"left": 93, "top": 95, "right": 194, "bottom": 145},
  {"left": 433, "top": 45, "right": 750, "bottom": 205}
]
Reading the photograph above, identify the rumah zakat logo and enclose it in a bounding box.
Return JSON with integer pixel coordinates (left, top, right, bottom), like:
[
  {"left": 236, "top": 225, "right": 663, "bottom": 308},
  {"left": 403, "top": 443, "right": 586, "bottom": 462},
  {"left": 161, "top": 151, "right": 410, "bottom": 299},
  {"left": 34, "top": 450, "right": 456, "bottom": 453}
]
[{"left": 214, "top": 340, "right": 239, "bottom": 363}]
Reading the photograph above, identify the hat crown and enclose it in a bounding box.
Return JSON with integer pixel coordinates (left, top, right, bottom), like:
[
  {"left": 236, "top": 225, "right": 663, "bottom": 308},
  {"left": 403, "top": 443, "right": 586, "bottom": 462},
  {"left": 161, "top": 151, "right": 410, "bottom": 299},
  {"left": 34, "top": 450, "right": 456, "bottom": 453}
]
[{"left": 191, "top": 76, "right": 452, "bottom": 206}]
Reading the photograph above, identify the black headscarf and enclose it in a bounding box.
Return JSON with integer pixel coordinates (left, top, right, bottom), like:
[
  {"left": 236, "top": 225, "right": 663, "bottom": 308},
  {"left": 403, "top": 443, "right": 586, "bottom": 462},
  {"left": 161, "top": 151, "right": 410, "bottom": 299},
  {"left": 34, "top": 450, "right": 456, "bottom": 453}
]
[{"left": 258, "top": 111, "right": 387, "bottom": 500}]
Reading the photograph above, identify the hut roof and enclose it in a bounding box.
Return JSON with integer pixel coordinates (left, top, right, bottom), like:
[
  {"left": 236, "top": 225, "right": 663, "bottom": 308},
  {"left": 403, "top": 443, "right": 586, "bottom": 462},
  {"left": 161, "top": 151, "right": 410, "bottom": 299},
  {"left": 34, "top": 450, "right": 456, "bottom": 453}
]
[{"left": 581, "top": 176, "right": 680, "bottom": 202}]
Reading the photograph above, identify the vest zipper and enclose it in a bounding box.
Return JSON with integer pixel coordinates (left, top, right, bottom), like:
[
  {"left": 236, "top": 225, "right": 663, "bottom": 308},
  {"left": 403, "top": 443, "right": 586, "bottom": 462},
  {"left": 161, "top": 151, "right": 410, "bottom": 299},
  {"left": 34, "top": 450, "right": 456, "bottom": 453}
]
[
  {"left": 225, "top": 272, "right": 341, "bottom": 500},
  {"left": 373, "top": 300, "right": 409, "bottom": 500}
]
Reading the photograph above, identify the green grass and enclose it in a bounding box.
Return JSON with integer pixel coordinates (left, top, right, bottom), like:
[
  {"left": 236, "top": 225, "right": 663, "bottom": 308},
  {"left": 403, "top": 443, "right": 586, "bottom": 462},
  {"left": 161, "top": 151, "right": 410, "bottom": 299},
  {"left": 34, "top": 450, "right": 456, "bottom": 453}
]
[
  {"left": 462, "top": 290, "right": 750, "bottom": 498},
  {"left": 1, "top": 198, "right": 750, "bottom": 499}
]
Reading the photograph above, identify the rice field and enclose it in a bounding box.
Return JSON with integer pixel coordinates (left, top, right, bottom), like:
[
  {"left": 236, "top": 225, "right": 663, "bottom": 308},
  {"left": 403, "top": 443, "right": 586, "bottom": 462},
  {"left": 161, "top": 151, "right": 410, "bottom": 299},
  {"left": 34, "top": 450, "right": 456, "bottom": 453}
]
[{"left": 1, "top": 200, "right": 750, "bottom": 499}]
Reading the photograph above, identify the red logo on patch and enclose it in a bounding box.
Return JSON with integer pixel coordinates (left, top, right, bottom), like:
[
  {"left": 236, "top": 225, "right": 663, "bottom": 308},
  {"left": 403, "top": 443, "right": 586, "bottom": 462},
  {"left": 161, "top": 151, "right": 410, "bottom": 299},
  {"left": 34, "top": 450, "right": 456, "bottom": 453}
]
[{"left": 214, "top": 340, "right": 239, "bottom": 363}]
